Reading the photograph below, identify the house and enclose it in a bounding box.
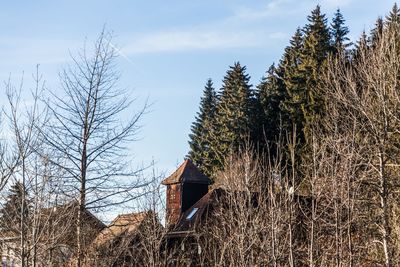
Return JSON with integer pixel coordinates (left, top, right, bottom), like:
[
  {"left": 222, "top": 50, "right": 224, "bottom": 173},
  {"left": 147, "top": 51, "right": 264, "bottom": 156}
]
[
  {"left": 161, "top": 159, "right": 211, "bottom": 228},
  {"left": 161, "top": 159, "right": 313, "bottom": 266},
  {"left": 0, "top": 202, "right": 106, "bottom": 267},
  {"left": 161, "top": 159, "right": 216, "bottom": 264},
  {"left": 83, "top": 211, "right": 163, "bottom": 267}
]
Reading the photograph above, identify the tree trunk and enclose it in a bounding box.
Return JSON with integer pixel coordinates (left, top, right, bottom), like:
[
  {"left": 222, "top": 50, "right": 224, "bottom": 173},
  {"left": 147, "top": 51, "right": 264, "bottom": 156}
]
[
  {"left": 379, "top": 150, "right": 392, "bottom": 267},
  {"left": 77, "top": 144, "right": 87, "bottom": 267},
  {"left": 20, "top": 159, "right": 26, "bottom": 267}
]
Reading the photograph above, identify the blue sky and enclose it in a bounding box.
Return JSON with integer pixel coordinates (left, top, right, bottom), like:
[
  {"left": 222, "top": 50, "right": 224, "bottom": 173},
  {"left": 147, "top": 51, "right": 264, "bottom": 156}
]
[{"left": 0, "top": 0, "right": 396, "bottom": 175}]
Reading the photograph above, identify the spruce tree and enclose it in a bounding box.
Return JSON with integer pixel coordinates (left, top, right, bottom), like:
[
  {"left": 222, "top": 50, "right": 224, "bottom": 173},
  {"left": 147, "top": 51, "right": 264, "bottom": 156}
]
[
  {"left": 297, "top": 5, "right": 331, "bottom": 138},
  {"left": 213, "top": 62, "right": 255, "bottom": 173},
  {"left": 280, "top": 28, "right": 305, "bottom": 138},
  {"left": 278, "top": 6, "right": 332, "bottom": 189},
  {"left": 188, "top": 79, "right": 218, "bottom": 177},
  {"left": 280, "top": 6, "right": 332, "bottom": 140},
  {"left": 0, "top": 181, "right": 30, "bottom": 234},
  {"left": 385, "top": 3, "right": 400, "bottom": 27},
  {"left": 302, "top": 5, "right": 331, "bottom": 64},
  {"left": 385, "top": 4, "right": 400, "bottom": 56},
  {"left": 352, "top": 30, "right": 368, "bottom": 61},
  {"left": 331, "top": 9, "right": 351, "bottom": 54},
  {"left": 257, "top": 64, "right": 286, "bottom": 146},
  {"left": 369, "top": 17, "right": 383, "bottom": 47}
]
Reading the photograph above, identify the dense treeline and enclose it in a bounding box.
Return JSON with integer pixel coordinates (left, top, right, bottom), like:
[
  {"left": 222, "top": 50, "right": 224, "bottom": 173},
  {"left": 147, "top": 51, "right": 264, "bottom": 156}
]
[
  {"left": 188, "top": 5, "right": 351, "bottom": 182},
  {"left": 184, "top": 4, "right": 400, "bottom": 266}
]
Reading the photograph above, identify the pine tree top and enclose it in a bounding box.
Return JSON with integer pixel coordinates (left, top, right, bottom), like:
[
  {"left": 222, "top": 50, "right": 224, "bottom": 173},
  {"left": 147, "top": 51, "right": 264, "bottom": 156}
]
[
  {"left": 196, "top": 79, "right": 217, "bottom": 120},
  {"left": 301, "top": 6, "right": 331, "bottom": 65},
  {"left": 370, "top": 17, "right": 383, "bottom": 45},
  {"left": 220, "top": 62, "right": 252, "bottom": 98},
  {"left": 304, "top": 5, "right": 329, "bottom": 35},
  {"left": 280, "top": 28, "right": 303, "bottom": 70},
  {"left": 331, "top": 8, "right": 351, "bottom": 50},
  {"left": 187, "top": 79, "right": 218, "bottom": 177},
  {"left": 0, "top": 181, "right": 30, "bottom": 230},
  {"left": 386, "top": 3, "right": 400, "bottom": 25}
]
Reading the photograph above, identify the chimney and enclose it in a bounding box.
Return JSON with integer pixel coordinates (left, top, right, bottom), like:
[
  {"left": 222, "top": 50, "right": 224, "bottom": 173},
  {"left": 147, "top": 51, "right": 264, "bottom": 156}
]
[{"left": 161, "top": 160, "right": 211, "bottom": 226}]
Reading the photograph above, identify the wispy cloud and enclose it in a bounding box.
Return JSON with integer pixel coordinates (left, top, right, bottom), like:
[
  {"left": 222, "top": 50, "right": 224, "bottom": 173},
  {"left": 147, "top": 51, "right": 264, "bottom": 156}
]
[
  {"left": 233, "top": 0, "right": 294, "bottom": 20},
  {"left": 123, "top": 30, "right": 274, "bottom": 55},
  {"left": 120, "top": 0, "right": 354, "bottom": 56},
  {"left": 122, "top": 0, "right": 340, "bottom": 55},
  {"left": 122, "top": 2, "right": 292, "bottom": 56}
]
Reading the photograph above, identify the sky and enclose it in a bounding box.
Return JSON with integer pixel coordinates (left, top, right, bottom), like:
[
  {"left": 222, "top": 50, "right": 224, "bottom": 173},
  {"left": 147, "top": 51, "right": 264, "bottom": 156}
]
[{"left": 0, "top": 0, "right": 396, "bottom": 178}]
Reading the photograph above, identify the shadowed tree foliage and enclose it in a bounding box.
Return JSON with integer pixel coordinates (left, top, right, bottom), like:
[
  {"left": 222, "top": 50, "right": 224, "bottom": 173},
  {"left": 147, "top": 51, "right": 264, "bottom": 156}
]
[
  {"left": 331, "top": 8, "right": 351, "bottom": 55},
  {"left": 188, "top": 79, "right": 218, "bottom": 178},
  {"left": 280, "top": 28, "right": 304, "bottom": 138},
  {"left": 212, "top": 62, "right": 256, "bottom": 176},
  {"left": 257, "top": 64, "right": 286, "bottom": 150},
  {"left": 0, "top": 182, "right": 30, "bottom": 234},
  {"left": 297, "top": 5, "right": 331, "bottom": 130},
  {"left": 369, "top": 17, "right": 384, "bottom": 47}
]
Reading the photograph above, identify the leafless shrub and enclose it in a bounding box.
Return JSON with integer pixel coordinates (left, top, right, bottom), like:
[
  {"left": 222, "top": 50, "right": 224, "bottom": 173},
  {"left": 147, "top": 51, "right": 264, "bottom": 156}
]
[{"left": 319, "top": 22, "right": 400, "bottom": 266}]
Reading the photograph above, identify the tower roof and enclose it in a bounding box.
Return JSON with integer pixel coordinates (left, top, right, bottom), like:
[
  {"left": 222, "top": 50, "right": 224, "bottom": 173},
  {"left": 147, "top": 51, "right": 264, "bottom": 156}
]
[{"left": 161, "top": 159, "right": 211, "bottom": 185}]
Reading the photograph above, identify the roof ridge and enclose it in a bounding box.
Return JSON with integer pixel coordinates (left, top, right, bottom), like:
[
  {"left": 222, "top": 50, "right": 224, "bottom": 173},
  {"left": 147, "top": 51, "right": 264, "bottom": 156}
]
[{"left": 161, "top": 159, "right": 211, "bottom": 185}]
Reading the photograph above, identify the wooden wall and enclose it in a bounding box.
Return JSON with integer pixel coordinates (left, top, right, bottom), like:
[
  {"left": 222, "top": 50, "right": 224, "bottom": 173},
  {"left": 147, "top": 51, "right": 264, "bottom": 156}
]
[{"left": 166, "top": 184, "right": 182, "bottom": 225}]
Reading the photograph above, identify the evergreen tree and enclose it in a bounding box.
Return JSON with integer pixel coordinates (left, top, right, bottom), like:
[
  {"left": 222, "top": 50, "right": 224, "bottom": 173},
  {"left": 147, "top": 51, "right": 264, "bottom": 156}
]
[
  {"left": 369, "top": 17, "right": 383, "bottom": 47},
  {"left": 279, "top": 6, "right": 332, "bottom": 141},
  {"left": 212, "top": 62, "right": 255, "bottom": 173},
  {"left": 0, "top": 181, "right": 30, "bottom": 234},
  {"left": 188, "top": 79, "right": 218, "bottom": 177},
  {"left": 280, "top": 28, "right": 305, "bottom": 137},
  {"left": 302, "top": 5, "right": 331, "bottom": 65},
  {"left": 297, "top": 5, "right": 331, "bottom": 138},
  {"left": 257, "top": 64, "right": 286, "bottom": 146},
  {"left": 278, "top": 6, "right": 332, "bottom": 188},
  {"left": 331, "top": 9, "right": 351, "bottom": 54},
  {"left": 352, "top": 30, "right": 368, "bottom": 61},
  {"left": 281, "top": 28, "right": 304, "bottom": 70},
  {"left": 385, "top": 3, "right": 400, "bottom": 27},
  {"left": 385, "top": 4, "right": 400, "bottom": 56}
]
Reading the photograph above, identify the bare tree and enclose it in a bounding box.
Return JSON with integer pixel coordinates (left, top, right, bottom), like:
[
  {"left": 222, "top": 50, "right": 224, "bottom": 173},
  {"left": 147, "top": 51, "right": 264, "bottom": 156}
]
[
  {"left": 186, "top": 147, "right": 294, "bottom": 266},
  {"left": 40, "top": 30, "right": 148, "bottom": 267},
  {"left": 83, "top": 166, "right": 167, "bottom": 267},
  {"left": 3, "top": 68, "right": 48, "bottom": 267},
  {"left": 1, "top": 68, "right": 79, "bottom": 267},
  {"left": 321, "top": 23, "right": 400, "bottom": 266}
]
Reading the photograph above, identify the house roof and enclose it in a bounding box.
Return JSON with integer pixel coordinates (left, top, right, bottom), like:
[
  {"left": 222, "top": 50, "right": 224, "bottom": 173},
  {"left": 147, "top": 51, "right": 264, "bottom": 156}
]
[
  {"left": 165, "top": 185, "right": 312, "bottom": 239},
  {"left": 166, "top": 188, "right": 226, "bottom": 237},
  {"left": 0, "top": 202, "right": 106, "bottom": 242},
  {"left": 91, "top": 211, "right": 150, "bottom": 248},
  {"left": 42, "top": 201, "right": 107, "bottom": 229},
  {"left": 161, "top": 159, "right": 212, "bottom": 185}
]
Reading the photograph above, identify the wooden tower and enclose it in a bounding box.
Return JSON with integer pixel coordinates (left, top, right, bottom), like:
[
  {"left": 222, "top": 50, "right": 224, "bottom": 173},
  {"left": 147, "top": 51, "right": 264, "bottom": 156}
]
[{"left": 162, "top": 159, "right": 211, "bottom": 226}]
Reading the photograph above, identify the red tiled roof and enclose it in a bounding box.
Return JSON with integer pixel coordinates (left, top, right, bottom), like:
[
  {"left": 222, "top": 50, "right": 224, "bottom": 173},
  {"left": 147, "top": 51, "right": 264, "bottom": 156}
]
[
  {"left": 91, "top": 211, "right": 149, "bottom": 248},
  {"left": 161, "top": 159, "right": 211, "bottom": 185}
]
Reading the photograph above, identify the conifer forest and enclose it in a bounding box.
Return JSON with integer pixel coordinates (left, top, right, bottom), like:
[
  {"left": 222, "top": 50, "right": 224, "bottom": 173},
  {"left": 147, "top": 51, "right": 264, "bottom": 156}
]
[{"left": 2, "top": 3, "right": 400, "bottom": 267}]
